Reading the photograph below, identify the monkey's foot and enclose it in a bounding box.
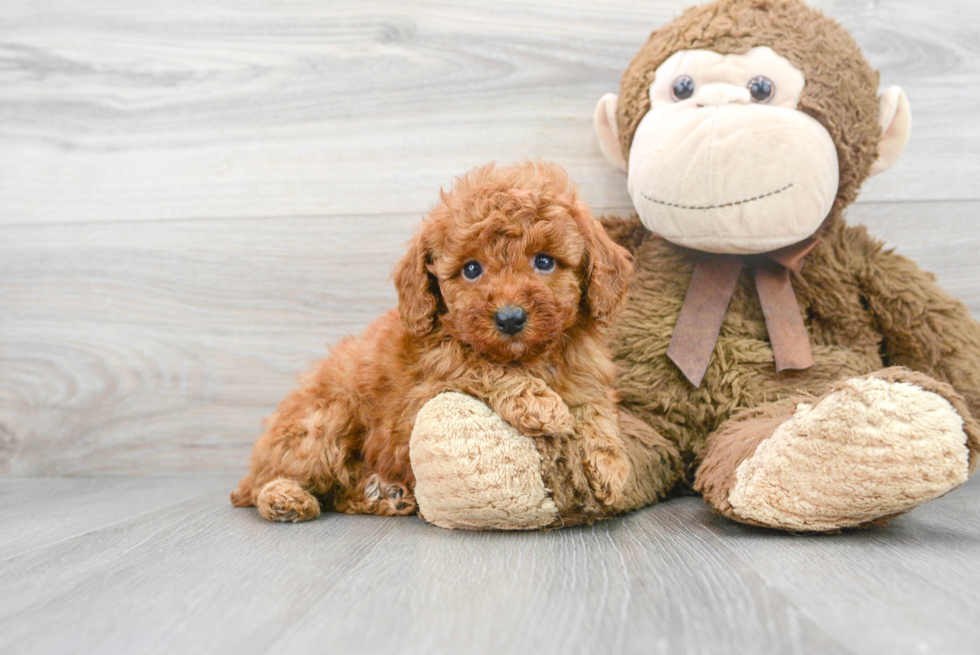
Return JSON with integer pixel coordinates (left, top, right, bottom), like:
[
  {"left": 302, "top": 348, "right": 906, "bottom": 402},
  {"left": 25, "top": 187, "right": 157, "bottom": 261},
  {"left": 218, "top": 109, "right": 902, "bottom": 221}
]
[
  {"left": 410, "top": 392, "right": 559, "bottom": 530},
  {"left": 696, "top": 371, "right": 973, "bottom": 532}
]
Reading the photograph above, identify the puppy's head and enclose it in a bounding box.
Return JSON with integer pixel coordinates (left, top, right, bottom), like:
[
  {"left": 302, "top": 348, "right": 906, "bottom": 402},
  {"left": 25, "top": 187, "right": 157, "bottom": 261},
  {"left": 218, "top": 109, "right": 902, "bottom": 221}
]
[{"left": 393, "top": 161, "right": 633, "bottom": 363}]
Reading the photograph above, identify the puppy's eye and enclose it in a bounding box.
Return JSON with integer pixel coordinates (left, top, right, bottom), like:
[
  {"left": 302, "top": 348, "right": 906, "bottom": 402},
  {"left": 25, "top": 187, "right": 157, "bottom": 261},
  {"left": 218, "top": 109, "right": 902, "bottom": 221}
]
[
  {"left": 533, "top": 254, "right": 556, "bottom": 273},
  {"left": 461, "top": 260, "right": 482, "bottom": 280}
]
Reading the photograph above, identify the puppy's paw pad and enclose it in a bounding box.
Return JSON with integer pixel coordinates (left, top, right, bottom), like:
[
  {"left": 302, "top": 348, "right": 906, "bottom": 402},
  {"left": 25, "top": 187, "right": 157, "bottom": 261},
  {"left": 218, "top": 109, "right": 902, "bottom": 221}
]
[
  {"left": 585, "top": 449, "right": 631, "bottom": 505},
  {"left": 272, "top": 508, "right": 299, "bottom": 522},
  {"left": 362, "top": 475, "right": 417, "bottom": 516},
  {"left": 382, "top": 482, "right": 417, "bottom": 515},
  {"left": 256, "top": 479, "right": 321, "bottom": 522}
]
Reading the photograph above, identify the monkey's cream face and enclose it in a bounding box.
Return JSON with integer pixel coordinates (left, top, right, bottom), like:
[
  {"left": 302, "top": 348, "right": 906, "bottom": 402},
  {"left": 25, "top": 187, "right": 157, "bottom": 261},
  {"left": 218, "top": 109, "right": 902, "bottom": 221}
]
[{"left": 627, "top": 47, "right": 839, "bottom": 254}]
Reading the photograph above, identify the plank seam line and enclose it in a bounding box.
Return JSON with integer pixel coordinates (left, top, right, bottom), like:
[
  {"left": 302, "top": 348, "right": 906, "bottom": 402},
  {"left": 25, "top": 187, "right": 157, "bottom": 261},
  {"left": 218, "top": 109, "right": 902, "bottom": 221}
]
[{"left": 2, "top": 199, "right": 975, "bottom": 229}]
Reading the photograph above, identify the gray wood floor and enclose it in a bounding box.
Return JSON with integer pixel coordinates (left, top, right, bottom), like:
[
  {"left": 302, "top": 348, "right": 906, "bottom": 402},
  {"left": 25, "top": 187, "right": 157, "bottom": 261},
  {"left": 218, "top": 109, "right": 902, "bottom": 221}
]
[
  {"left": 2, "top": 1, "right": 980, "bottom": 654},
  {"left": 1, "top": 476, "right": 978, "bottom": 655}
]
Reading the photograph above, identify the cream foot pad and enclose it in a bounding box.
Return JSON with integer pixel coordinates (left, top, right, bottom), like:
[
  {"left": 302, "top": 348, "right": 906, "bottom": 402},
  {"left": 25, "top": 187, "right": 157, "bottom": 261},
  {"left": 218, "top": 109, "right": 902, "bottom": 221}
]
[
  {"left": 410, "top": 392, "right": 559, "bottom": 530},
  {"left": 728, "top": 377, "right": 971, "bottom": 531}
]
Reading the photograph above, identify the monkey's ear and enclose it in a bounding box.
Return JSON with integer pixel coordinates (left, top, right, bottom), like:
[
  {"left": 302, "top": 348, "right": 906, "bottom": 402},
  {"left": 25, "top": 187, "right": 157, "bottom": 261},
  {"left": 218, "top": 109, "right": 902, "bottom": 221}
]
[
  {"left": 392, "top": 229, "right": 440, "bottom": 337},
  {"left": 594, "top": 93, "right": 628, "bottom": 173},
  {"left": 869, "top": 86, "right": 912, "bottom": 176}
]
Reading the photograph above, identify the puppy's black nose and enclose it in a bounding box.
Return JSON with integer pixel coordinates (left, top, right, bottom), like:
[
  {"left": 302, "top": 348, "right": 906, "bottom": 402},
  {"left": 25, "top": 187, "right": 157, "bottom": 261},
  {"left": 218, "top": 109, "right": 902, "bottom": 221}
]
[{"left": 494, "top": 306, "right": 527, "bottom": 335}]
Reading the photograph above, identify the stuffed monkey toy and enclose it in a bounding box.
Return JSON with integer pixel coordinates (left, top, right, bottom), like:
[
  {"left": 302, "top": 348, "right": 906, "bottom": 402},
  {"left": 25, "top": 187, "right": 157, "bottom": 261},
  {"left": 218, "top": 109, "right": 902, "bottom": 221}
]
[{"left": 409, "top": 0, "right": 980, "bottom": 531}]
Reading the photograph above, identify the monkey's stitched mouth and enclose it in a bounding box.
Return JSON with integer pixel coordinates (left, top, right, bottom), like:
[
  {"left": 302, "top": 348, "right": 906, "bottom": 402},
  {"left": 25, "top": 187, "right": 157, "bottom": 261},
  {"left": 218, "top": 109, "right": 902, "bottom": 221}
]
[{"left": 640, "top": 183, "right": 793, "bottom": 211}]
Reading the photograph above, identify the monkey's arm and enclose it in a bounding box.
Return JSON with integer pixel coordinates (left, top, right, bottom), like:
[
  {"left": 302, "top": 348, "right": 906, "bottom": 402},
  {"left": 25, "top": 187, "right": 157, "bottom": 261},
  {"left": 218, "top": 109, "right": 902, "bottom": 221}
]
[{"left": 859, "top": 237, "right": 980, "bottom": 416}]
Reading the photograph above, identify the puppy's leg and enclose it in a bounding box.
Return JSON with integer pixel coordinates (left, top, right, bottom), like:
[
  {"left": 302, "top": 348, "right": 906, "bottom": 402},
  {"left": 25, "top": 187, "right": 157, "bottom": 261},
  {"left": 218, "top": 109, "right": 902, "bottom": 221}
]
[
  {"left": 255, "top": 478, "right": 321, "bottom": 522},
  {"left": 334, "top": 472, "right": 417, "bottom": 516},
  {"left": 486, "top": 376, "right": 575, "bottom": 437},
  {"left": 575, "top": 403, "right": 631, "bottom": 505},
  {"left": 230, "top": 400, "right": 362, "bottom": 521},
  {"left": 447, "top": 370, "right": 574, "bottom": 438}
]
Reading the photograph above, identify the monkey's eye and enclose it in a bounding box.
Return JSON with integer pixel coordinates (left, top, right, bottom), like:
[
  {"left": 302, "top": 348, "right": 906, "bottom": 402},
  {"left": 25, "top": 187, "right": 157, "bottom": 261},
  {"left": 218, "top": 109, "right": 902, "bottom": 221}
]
[
  {"left": 533, "top": 253, "right": 556, "bottom": 273},
  {"left": 671, "top": 75, "right": 695, "bottom": 101},
  {"left": 748, "top": 76, "right": 775, "bottom": 103},
  {"left": 461, "top": 260, "right": 483, "bottom": 280}
]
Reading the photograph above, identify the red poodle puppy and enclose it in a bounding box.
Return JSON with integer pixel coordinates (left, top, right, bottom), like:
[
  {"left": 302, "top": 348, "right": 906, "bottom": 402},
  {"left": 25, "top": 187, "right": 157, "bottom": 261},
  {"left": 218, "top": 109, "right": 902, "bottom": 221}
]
[{"left": 231, "top": 161, "right": 634, "bottom": 521}]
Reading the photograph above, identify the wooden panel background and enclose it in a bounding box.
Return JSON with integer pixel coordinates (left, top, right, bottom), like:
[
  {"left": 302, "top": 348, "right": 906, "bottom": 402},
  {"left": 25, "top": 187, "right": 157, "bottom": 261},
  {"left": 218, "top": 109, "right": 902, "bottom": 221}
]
[{"left": 1, "top": 0, "right": 978, "bottom": 475}]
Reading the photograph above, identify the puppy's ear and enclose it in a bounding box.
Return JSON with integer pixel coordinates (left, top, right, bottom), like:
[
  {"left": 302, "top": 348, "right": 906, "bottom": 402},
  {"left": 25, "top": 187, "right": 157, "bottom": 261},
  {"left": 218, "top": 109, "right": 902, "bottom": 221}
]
[
  {"left": 392, "top": 227, "right": 440, "bottom": 337},
  {"left": 582, "top": 208, "right": 633, "bottom": 325}
]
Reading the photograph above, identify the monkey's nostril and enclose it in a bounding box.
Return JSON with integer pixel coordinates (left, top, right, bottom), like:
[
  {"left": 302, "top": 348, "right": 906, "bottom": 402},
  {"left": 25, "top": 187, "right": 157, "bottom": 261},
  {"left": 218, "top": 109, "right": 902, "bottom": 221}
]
[{"left": 494, "top": 306, "right": 527, "bottom": 335}]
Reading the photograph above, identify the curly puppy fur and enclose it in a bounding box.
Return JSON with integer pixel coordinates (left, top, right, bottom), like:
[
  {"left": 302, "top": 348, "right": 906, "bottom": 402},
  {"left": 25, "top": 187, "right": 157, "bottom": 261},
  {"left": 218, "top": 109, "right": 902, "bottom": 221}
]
[{"left": 231, "top": 161, "right": 634, "bottom": 521}]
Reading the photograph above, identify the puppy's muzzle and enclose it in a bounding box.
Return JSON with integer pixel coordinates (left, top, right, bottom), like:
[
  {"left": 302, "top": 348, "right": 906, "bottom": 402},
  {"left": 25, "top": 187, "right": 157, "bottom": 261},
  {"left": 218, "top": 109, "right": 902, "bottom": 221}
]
[{"left": 494, "top": 306, "right": 527, "bottom": 336}]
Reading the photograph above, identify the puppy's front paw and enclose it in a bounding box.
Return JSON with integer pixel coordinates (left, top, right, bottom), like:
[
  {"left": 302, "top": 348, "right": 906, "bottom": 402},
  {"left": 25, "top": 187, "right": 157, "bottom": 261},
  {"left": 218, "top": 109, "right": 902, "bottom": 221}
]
[
  {"left": 585, "top": 447, "right": 631, "bottom": 505},
  {"left": 518, "top": 391, "right": 574, "bottom": 437},
  {"left": 256, "top": 478, "right": 321, "bottom": 522}
]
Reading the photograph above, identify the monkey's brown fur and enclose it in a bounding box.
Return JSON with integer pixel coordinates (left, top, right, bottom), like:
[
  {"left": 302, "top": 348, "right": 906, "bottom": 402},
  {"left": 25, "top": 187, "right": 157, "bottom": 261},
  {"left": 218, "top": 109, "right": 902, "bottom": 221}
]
[
  {"left": 231, "top": 162, "right": 634, "bottom": 521},
  {"left": 521, "top": 0, "right": 980, "bottom": 528}
]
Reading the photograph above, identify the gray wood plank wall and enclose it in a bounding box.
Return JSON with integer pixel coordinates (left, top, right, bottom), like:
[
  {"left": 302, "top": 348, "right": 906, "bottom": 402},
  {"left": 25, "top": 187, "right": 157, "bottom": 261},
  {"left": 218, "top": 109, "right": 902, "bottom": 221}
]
[{"left": 1, "top": 0, "right": 978, "bottom": 476}]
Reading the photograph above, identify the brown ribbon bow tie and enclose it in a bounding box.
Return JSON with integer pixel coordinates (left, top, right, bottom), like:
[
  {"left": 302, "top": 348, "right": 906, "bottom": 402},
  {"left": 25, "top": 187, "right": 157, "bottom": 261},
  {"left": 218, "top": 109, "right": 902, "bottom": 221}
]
[{"left": 666, "top": 237, "right": 820, "bottom": 387}]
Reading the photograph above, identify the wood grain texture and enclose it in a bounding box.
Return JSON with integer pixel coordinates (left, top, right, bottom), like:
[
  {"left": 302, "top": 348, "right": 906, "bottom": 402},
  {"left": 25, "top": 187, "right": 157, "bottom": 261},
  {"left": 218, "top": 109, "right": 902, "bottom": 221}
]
[
  {"left": 2, "top": 4, "right": 979, "bottom": 654},
  {"left": 0, "top": 476, "right": 233, "bottom": 561},
  {"left": 2, "top": 202, "right": 978, "bottom": 475},
  {"left": 0, "top": 213, "right": 417, "bottom": 475},
  {"left": 1, "top": 476, "right": 978, "bottom": 655},
  {"left": 671, "top": 488, "right": 980, "bottom": 655},
  {"left": 0, "top": 0, "right": 978, "bottom": 228},
  {"left": 1, "top": 2, "right": 980, "bottom": 477}
]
